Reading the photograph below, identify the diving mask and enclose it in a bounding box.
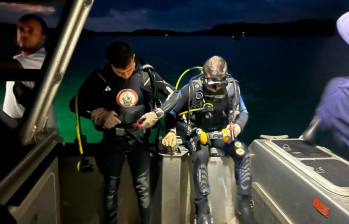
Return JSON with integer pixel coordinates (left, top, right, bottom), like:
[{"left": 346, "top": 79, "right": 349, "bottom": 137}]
[{"left": 203, "top": 76, "right": 228, "bottom": 92}]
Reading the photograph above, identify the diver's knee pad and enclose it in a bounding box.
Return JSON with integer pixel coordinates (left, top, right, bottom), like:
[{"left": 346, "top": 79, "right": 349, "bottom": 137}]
[
  {"left": 192, "top": 148, "right": 210, "bottom": 196},
  {"left": 237, "top": 154, "right": 252, "bottom": 197},
  {"left": 197, "top": 163, "right": 210, "bottom": 195}
]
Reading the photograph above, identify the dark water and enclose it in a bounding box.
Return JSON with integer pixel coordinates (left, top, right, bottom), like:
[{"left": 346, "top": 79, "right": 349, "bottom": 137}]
[
  {"left": 41, "top": 35, "right": 349, "bottom": 147},
  {"left": 1, "top": 34, "right": 349, "bottom": 222}
]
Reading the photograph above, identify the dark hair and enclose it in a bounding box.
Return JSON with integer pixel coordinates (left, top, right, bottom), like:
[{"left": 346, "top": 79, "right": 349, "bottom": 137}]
[
  {"left": 105, "top": 41, "right": 134, "bottom": 69},
  {"left": 18, "top": 14, "right": 48, "bottom": 35}
]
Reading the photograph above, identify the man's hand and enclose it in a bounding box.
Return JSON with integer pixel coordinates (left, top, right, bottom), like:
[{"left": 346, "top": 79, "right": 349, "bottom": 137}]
[
  {"left": 162, "top": 131, "right": 177, "bottom": 149},
  {"left": 91, "top": 107, "right": 121, "bottom": 129},
  {"left": 139, "top": 108, "right": 164, "bottom": 129},
  {"left": 226, "top": 123, "right": 241, "bottom": 137}
]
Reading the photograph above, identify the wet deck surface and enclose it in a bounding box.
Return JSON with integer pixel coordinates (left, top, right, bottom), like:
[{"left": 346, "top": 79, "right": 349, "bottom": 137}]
[{"left": 60, "top": 155, "right": 240, "bottom": 224}]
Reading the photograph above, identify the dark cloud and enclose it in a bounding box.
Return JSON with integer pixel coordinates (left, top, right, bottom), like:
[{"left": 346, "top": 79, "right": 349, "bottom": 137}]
[
  {"left": 0, "top": 2, "right": 63, "bottom": 27},
  {"left": 2, "top": 0, "right": 349, "bottom": 32},
  {"left": 89, "top": 0, "right": 192, "bottom": 16},
  {"left": 85, "top": 0, "right": 349, "bottom": 32}
]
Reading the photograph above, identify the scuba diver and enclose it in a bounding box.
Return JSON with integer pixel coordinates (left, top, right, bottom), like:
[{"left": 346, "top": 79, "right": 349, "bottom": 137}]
[
  {"left": 302, "top": 11, "right": 349, "bottom": 151},
  {"left": 69, "top": 41, "right": 178, "bottom": 224},
  {"left": 162, "top": 56, "right": 254, "bottom": 224}
]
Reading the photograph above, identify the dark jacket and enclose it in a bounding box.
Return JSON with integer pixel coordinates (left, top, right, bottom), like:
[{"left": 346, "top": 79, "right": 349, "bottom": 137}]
[
  {"left": 316, "top": 76, "right": 349, "bottom": 149},
  {"left": 70, "top": 62, "right": 178, "bottom": 132},
  {"left": 167, "top": 77, "right": 248, "bottom": 132}
]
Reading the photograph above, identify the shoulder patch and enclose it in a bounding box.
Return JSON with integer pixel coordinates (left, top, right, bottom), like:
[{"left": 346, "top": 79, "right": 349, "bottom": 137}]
[{"left": 116, "top": 89, "right": 139, "bottom": 107}]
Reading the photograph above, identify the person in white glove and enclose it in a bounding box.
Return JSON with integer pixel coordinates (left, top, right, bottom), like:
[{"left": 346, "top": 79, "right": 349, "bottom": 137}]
[
  {"left": 139, "top": 108, "right": 164, "bottom": 129},
  {"left": 91, "top": 107, "right": 121, "bottom": 129},
  {"left": 161, "top": 129, "right": 177, "bottom": 149},
  {"left": 69, "top": 41, "right": 178, "bottom": 224}
]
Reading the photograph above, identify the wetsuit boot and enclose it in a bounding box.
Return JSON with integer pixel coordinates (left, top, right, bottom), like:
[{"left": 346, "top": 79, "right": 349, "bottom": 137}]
[{"left": 236, "top": 194, "right": 255, "bottom": 224}]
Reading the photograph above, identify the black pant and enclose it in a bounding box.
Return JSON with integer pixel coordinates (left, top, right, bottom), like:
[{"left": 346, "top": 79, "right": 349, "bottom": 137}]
[
  {"left": 96, "top": 137, "right": 150, "bottom": 224},
  {"left": 190, "top": 139, "right": 251, "bottom": 215}
]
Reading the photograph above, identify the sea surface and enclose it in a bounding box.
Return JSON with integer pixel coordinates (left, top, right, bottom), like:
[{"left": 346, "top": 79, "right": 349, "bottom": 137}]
[{"left": 2, "top": 35, "right": 349, "bottom": 150}]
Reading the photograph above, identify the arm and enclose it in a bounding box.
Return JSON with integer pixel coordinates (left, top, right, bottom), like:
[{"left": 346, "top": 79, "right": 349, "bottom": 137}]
[
  {"left": 227, "top": 96, "right": 248, "bottom": 137},
  {"left": 163, "top": 82, "right": 193, "bottom": 128},
  {"left": 69, "top": 71, "right": 121, "bottom": 130},
  {"left": 0, "top": 59, "right": 23, "bottom": 69},
  {"left": 69, "top": 71, "right": 106, "bottom": 119},
  {"left": 13, "top": 81, "right": 33, "bottom": 107},
  {"left": 234, "top": 96, "right": 248, "bottom": 131},
  {"left": 162, "top": 84, "right": 194, "bottom": 148},
  {"left": 145, "top": 69, "right": 180, "bottom": 114},
  {"left": 139, "top": 68, "right": 179, "bottom": 128}
]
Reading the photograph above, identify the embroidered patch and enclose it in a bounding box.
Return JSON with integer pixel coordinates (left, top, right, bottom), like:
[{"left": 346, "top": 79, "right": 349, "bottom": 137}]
[{"left": 116, "top": 89, "right": 139, "bottom": 107}]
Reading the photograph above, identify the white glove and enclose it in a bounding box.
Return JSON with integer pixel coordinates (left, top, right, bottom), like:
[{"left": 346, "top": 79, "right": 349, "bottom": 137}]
[
  {"left": 226, "top": 123, "right": 241, "bottom": 137},
  {"left": 162, "top": 131, "right": 177, "bottom": 149},
  {"left": 139, "top": 108, "right": 164, "bottom": 129},
  {"left": 91, "top": 107, "right": 121, "bottom": 129}
]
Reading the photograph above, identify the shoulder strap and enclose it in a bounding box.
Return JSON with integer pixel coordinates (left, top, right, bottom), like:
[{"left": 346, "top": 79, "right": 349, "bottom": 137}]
[
  {"left": 141, "top": 64, "right": 162, "bottom": 108},
  {"left": 141, "top": 64, "right": 158, "bottom": 100},
  {"left": 188, "top": 78, "right": 204, "bottom": 112},
  {"left": 226, "top": 79, "right": 241, "bottom": 112}
]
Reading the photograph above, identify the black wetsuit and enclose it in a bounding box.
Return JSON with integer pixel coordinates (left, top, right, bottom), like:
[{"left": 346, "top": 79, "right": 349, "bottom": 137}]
[
  {"left": 167, "top": 77, "right": 251, "bottom": 223},
  {"left": 70, "top": 62, "right": 178, "bottom": 224}
]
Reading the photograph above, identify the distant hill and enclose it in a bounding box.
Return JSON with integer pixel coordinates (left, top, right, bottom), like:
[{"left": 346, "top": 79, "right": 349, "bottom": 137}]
[
  {"left": 83, "top": 19, "right": 336, "bottom": 37},
  {"left": 1, "top": 19, "right": 336, "bottom": 38},
  {"left": 82, "top": 28, "right": 189, "bottom": 36},
  {"left": 208, "top": 19, "right": 335, "bottom": 36}
]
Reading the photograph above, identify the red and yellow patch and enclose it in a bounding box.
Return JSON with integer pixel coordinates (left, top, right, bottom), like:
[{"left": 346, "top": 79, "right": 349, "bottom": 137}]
[{"left": 116, "top": 89, "right": 139, "bottom": 107}]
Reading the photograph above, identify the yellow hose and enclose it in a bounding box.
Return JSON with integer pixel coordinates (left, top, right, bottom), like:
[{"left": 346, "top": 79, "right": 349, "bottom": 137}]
[
  {"left": 175, "top": 66, "right": 202, "bottom": 89},
  {"left": 75, "top": 95, "right": 84, "bottom": 155}
]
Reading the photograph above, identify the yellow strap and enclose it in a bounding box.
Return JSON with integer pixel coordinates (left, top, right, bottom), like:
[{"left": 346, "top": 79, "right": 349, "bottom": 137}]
[
  {"left": 178, "top": 103, "right": 214, "bottom": 116},
  {"left": 75, "top": 95, "right": 84, "bottom": 155}
]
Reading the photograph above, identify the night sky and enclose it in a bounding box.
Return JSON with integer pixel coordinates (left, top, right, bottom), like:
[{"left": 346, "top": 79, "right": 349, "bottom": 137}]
[{"left": 1, "top": 0, "right": 349, "bottom": 31}]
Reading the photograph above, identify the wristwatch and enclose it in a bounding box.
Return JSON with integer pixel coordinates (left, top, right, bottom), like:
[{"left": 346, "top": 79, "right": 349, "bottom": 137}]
[{"left": 153, "top": 108, "right": 164, "bottom": 118}]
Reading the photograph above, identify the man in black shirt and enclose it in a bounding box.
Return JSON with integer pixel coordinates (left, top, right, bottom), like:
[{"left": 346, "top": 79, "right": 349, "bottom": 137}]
[{"left": 70, "top": 41, "right": 178, "bottom": 224}]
